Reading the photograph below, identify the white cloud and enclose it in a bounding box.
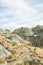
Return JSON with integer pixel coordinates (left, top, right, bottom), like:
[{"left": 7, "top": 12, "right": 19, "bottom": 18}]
[
  {"left": 0, "top": 0, "right": 43, "bottom": 30},
  {"left": 0, "top": 21, "right": 18, "bottom": 30}
]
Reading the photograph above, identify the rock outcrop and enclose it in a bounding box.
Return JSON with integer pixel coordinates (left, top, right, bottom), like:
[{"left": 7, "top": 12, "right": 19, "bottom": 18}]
[{"left": 0, "top": 26, "right": 43, "bottom": 65}]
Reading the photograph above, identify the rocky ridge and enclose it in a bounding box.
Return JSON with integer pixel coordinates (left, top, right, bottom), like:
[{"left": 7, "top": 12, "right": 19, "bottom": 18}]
[{"left": 0, "top": 25, "right": 43, "bottom": 65}]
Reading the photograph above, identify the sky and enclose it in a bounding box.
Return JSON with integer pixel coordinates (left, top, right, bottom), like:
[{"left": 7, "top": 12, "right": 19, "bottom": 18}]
[{"left": 0, "top": 0, "right": 43, "bottom": 30}]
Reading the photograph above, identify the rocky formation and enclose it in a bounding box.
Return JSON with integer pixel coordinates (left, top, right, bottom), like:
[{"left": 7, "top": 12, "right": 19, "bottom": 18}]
[
  {"left": 12, "top": 27, "right": 34, "bottom": 39},
  {"left": 32, "top": 25, "right": 43, "bottom": 34},
  {"left": 0, "top": 26, "right": 43, "bottom": 65},
  {"left": 12, "top": 25, "right": 43, "bottom": 48},
  {"left": 32, "top": 25, "right": 43, "bottom": 47}
]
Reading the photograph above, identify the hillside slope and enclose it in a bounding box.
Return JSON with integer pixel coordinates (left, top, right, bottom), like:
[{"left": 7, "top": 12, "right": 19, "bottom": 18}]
[{"left": 0, "top": 27, "right": 43, "bottom": 65}]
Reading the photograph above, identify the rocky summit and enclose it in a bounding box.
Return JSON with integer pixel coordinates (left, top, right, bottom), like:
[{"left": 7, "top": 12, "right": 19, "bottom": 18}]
[
  {"left": 12, "top": 25, "right": 43, "bottom": 48},
  {"left": 0, "top": 25, "right": 43, "bottom": 65}
]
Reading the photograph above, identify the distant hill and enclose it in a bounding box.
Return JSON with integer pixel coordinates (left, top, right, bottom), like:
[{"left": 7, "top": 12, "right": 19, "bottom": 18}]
[
  {"left": 12, "top": 25, "right": 43, "bottom": 48},
  {"left": 32, "top": 25, "right": 43, "bottom": 47},
  {"left": 32, "top": 25, "right": 43, "bottom": 34},
  {"left": 12, "top": 27, "right": 34, "bottom": 40}
]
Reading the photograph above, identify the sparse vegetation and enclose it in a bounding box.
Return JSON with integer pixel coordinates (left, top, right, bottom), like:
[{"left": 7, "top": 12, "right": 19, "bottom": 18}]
[{"left": 0, "top": 25, "right": 43, "bottom": 65}]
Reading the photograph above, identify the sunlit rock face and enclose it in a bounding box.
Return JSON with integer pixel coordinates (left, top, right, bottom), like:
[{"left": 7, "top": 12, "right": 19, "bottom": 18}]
[{"left": 0, "top": 45, "right": 11, "bottom": 58}]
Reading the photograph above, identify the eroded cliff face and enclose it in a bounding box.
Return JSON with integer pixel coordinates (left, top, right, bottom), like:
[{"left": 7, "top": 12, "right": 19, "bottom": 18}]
[{"left": 0, "top": 26, "right": 43, "bottom": 65}]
